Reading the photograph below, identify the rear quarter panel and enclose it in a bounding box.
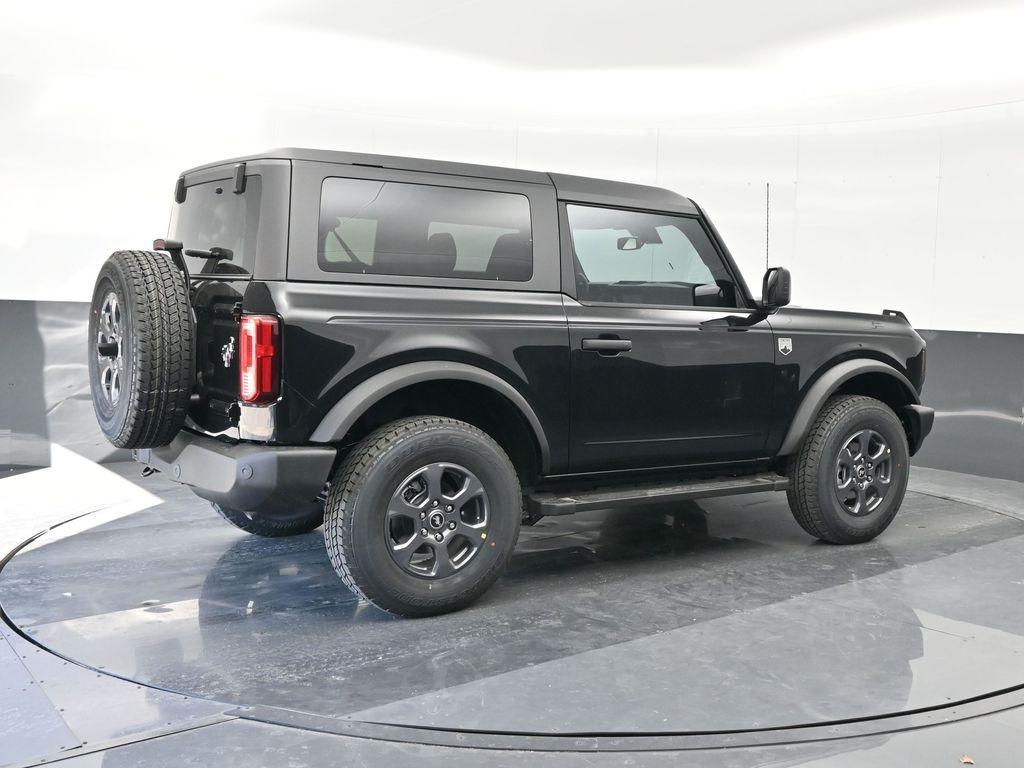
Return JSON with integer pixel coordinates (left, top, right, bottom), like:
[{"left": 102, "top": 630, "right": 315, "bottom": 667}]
[{"left": 245, "top": 281, "right": 571, "bottom": 470}]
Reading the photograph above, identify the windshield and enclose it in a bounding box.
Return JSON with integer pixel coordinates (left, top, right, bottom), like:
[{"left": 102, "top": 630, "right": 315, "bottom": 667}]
[{"left": 168, "top": 175, "right": 262, "bottom": 277}]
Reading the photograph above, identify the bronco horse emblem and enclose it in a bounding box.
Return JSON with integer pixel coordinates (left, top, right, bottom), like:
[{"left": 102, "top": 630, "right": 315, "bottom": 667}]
[{"left": 221, "top": 336, "right": 236, "bottom": 368}]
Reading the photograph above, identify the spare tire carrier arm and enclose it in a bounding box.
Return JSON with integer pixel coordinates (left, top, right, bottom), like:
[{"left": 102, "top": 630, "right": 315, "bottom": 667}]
[{"left": 153, "top": 238, "right": 190, "bottom": 289}]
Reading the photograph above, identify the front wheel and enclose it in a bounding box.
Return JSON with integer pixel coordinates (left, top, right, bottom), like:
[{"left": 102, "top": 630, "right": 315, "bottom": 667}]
[
  {"left": 787, "top": 395, "right": 910, "bottom": 544},
  {"left": 323, "top": 416, "right": 522, "bottom": 617}
]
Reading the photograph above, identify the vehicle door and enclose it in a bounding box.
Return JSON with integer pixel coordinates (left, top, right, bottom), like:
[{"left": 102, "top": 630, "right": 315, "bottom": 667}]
[{"left": 562, "top": 202, "right": 776, "bottom": 472}]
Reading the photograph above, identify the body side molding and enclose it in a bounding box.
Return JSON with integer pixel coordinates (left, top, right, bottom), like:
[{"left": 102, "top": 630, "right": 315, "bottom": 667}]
[
  {"left": 777, "top": 359, "right": 920, "bottom": 457},
  {"left": 309, "top": 361, "right": 551, "bottom": 472}
]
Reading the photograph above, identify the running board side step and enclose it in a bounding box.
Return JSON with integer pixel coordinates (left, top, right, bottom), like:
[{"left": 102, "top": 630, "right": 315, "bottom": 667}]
[{"left": 526, "top": 472, "right": 789, "bottom": 517}]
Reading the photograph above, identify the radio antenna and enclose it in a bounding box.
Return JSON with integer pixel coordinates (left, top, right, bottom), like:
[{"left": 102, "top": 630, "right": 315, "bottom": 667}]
[{"left": 765, "top": 181, "right": 770, "bottom": 270}]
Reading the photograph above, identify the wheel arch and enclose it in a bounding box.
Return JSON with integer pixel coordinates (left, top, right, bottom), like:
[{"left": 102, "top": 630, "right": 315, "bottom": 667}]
[
  {"left": 778, "top": 360, "right": 922, "bottom": 458},
  {"left": 309, "top": 361, "right": 551, "bottom": 477}
]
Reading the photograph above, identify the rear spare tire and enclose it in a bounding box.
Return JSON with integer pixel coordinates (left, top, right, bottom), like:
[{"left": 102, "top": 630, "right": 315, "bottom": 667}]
[{"left": 89, "top": 250, "right": 194, "bottom": 448}]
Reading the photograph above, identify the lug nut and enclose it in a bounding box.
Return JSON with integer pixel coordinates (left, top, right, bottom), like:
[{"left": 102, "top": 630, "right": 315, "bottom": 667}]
[
  {"left": 445, "top": 505, "right": 453, "bottom": 512},
  {"left": 434, "top": 533, "right": 443, "bottom": 542},
  {"left": 419, "top": 511, "right": 426, "bottom": 519},
  {"left": 432, "top": 499, "right": 439, "bottom": 507},
  {"left": 420, "top": 528, "right": 428, "bottom": 537},
  {"left": 448, "top": 521, "right": 456, "bottom": 530}
]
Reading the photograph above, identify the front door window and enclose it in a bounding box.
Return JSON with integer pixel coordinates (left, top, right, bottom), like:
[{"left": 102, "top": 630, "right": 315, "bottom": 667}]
[{"left": 566, "top": 204, "right": 740, "bottom": 308}]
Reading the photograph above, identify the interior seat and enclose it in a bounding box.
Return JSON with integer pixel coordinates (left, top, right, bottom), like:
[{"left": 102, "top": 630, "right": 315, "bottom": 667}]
[
  {"left": 486, "top": 233, "right": 531, "bottom": 281},
  {"left": 425, "top": 232, "right": 457, "bottom": 275},
  {"left": 374, "top": 231, "right": 457, "bottom": 276}
]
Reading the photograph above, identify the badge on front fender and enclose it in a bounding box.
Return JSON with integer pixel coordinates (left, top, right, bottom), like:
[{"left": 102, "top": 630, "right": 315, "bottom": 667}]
[{"left": 778, "top": 337, "right": 793, "bottom": 356}]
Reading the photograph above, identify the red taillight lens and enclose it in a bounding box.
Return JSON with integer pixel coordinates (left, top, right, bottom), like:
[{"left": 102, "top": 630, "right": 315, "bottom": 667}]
[{"left": 239, "top": 314, "right": 279, "bottom": 404}]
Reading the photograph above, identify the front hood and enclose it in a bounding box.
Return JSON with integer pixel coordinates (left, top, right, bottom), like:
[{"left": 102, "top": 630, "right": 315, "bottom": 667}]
[{"left": 770, "top": 306, "right": 921, "bottom": 342}]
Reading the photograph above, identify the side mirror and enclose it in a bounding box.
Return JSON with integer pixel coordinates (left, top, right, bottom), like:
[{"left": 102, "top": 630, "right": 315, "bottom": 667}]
[
  {"left": 616, "top": 236, "right": 642, "bottom": 251},
  {"left": 762, "top": 266, "right": 791, "bottom": 310}
]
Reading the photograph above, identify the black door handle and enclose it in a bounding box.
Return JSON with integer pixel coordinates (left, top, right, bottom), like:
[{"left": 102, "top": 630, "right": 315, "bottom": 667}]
[{"left": 582, "top": 338, "right": 632, "bottom": 354}]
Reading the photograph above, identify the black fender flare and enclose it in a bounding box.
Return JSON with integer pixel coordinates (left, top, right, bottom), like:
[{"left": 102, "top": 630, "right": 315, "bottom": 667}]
[
  {"left": 777, "top": 359, "right": 921, "bottom": 457},
  {"left": 308, "top": 361, "right": 551, "bottom": 473}
]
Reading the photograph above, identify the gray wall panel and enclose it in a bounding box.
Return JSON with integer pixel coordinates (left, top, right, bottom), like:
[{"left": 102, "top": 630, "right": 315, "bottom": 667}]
[
  {"left": 1, "top": 300, "right": 50, "bottom": 474},
  {"left": 0, "top": 300, "right": 126, "bottom": 467},
  {"left": 914, "top": 329, "right": 1024, "bottom": 482}
]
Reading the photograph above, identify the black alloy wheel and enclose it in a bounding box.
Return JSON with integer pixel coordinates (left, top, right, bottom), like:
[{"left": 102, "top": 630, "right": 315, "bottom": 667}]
[
  {"left": 834, "top": 428, "right": 895, "bottom": 516},
  {"left": 385, "top": 462, "right": 490, "bottom": 579}
]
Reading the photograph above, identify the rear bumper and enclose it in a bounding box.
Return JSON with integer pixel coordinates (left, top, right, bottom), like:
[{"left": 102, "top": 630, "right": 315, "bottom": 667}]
[
  {"left": 134, "top": 431, "right": 336, "bottom": 516},
  {"left": 903, "top": 404, "right": 935, "bottom": 456}
]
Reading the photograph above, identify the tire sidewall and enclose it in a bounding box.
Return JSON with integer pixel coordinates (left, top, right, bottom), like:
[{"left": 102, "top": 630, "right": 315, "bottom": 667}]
[
  {"left": 343, "top": 425, "right": 520, "bottom": 607},
  {"left": 814, "top": 402, "right": 910, "bottom": 538},
  {"left": 88, "top": 266, "right": 137, "bottom": 443}
]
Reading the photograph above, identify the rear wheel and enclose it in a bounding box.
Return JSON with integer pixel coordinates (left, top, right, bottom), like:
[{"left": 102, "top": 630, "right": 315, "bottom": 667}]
[
  {"left": 787, "top": 395, "right": 909, "bottom": 544},
  {"left": 324, "top": 416, "right": 521, "bottom": 617},
  {"left": 88, "top": 250, "right": 194, "bottom": 448},
  {"left": 212, "top": 503, "right": 324, "bottom": 538}
]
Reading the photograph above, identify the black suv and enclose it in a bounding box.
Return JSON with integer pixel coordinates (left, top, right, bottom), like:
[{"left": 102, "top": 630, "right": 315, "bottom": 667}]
[{"left": 89, "top": 148, "right": 934, "bottom": 616}]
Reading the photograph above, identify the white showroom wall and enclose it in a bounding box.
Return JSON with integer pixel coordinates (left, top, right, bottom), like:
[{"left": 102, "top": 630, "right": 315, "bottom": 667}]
[{"left": 1, "top": 1, "right": 1022, "bottom": 334}]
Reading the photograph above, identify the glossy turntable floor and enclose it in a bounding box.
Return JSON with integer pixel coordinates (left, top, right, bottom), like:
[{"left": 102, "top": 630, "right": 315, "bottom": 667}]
[{"left": 4, "top": 463, "right": 1024, "bottom": 749}]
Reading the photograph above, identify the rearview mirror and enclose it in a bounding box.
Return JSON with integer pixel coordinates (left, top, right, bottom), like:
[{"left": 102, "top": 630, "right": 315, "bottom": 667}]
[
  {"left": 616, "top": 236, "right": 642, "bottom": 251},
  {"left": 762, "top": 266, "right": 791, "bottom": 310}
]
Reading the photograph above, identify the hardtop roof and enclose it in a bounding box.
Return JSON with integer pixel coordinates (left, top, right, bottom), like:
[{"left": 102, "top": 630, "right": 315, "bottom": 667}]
[{"left": 182, "top": 147, "right": 697, "bottom": 214}]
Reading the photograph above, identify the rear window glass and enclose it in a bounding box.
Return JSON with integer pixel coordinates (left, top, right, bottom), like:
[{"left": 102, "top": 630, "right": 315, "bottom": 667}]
[
  {"left": 169, "top": 176, "right": 262, "bottom": 277},
  {"left": 318, "top": 178, "right": 533, "bottom": 282}
]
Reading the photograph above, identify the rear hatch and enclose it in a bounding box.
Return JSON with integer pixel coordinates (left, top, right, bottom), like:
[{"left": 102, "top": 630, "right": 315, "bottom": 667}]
[{"left": 168, "top": 169, "right": 263, "bottom": 437}]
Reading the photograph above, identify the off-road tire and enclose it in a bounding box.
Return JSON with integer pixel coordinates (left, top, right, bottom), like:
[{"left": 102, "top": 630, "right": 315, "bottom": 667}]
[
  {"left": 324, "top": 416, "right": 522, "bottom": 617},
  {"left": 787, "top": 395, "right": 909, "bottom": 544},
  {"left": 88, "top": 250, "right": 194, "bottom": 448},
  {"left": 212, "top": 503, "right": 325, "bottom": 538}
]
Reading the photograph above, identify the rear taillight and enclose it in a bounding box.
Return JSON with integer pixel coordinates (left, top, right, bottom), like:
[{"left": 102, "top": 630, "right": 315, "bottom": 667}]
[{"left": 239, "top": 314, "right": 280, "bottom": 404}]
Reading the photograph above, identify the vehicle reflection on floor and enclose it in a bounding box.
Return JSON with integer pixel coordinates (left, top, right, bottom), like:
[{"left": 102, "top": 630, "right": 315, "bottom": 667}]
[{"left": 2, "top": 466, "right": 1024, "bottom": 736}]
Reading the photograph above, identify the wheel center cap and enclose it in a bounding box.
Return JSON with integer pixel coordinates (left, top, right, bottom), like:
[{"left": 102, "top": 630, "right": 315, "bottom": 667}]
[
  {"left": 856, "top": 465, "right": 867, "bottom": 479},
  {"left": 428, "top": 511, "right": 445, "bottom": 530}
]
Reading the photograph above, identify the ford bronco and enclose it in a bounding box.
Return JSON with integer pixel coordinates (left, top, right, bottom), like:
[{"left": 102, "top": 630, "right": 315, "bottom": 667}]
[{"left": 89, "top": 148, "right": 934, "bottom": 616}]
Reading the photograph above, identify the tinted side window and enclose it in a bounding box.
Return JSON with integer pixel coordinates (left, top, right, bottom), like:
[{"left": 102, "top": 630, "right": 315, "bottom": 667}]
[
  {"left": 566, "top": 204, "right": 739, "bottom": 308},
  {"left": 318, "top": 178, "right": 533, "bottom": 281}
]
